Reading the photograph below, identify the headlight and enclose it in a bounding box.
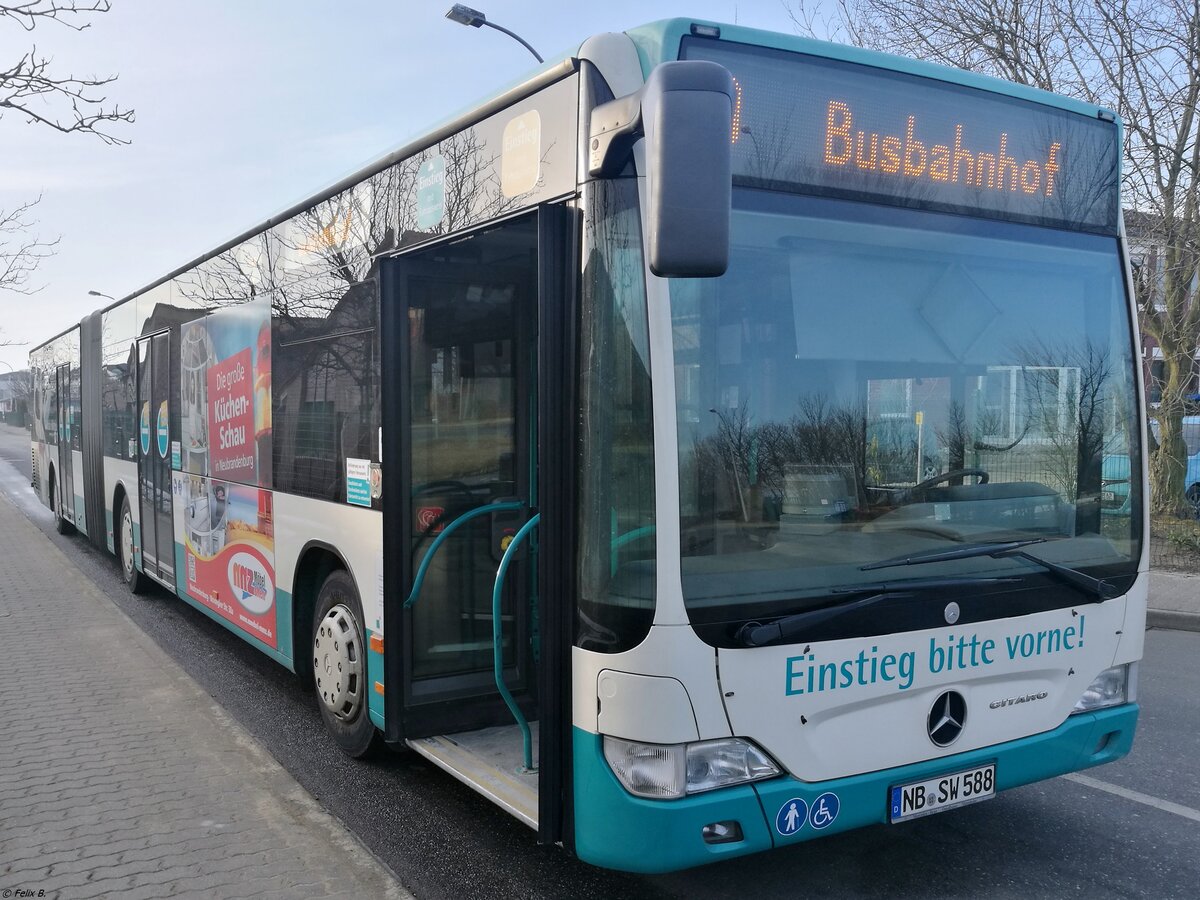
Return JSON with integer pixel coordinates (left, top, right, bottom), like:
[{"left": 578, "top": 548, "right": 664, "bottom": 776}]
[
  {"left": 1072, "top": 664, "right": 1134, "bottom": 713},
  {"left": 602, "top": 736, "right": 780, "bottom": 799}
]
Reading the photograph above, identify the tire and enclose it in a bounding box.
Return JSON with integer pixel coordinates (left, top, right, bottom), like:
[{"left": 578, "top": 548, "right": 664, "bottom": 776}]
[
  {"left": 52, "top": 478, "right": 76, "bottom": 536},
  {"left": 118, "top": 495, "right": 148, "bottom": 595},
  {"left": 312, "top": 570, "right": 381, "bottom": 758}
]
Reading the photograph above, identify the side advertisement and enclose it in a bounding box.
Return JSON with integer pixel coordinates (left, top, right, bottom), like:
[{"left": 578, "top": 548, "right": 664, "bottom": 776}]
[
  {"left": 173, "top": 471, "right": 277, "bottom": 649},
  {"left": 180, "top": 297, "right": 272, "bottom": 487}
]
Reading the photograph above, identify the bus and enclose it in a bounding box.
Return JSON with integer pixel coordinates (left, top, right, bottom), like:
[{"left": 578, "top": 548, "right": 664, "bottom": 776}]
[{"left": 28, "top": 18, "right": 1146, "bottom": 874}]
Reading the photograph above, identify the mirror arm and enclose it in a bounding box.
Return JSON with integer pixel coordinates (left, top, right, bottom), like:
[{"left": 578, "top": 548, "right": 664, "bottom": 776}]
[{"left": 587, "top": 92, "right": 644, "bottom": 178}]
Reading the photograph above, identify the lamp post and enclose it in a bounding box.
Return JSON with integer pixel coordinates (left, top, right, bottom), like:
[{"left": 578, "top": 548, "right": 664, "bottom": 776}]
[
  {"left": 88, "top": 289, "right": 115, "bottom": 301},
  {"left": 445, "top": 4, "right": 543, "bottom": 63}
]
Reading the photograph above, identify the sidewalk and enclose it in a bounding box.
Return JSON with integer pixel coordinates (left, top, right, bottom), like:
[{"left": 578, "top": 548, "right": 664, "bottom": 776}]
[
  {"left": 0, "top": 491, "right": 410, "bottom": 899},
  {"left": 1148, "top": 571, "right": 1200, "bottom": 632}
]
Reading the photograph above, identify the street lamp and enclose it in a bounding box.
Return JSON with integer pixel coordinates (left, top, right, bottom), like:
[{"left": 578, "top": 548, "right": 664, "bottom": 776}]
[
  {"left": 445, "top": 4, "right": 543, "bottom": 63},
  {"left": 88, "top": 289, "right": 115, "bottom": 301}
]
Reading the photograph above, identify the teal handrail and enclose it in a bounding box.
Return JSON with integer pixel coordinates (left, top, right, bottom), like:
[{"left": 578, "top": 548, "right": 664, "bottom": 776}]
[
  {"left": 612, "top": 524, "right": 656, "bottom": 550},
  {"left": 405, "top": 500, "right": 523, "bottom": 609},
  {"left": 493, "top": 512, "right": 540, "bottom": 772},
  {"left": 611, "top": 524, "right": 656, "bottom": 576}
]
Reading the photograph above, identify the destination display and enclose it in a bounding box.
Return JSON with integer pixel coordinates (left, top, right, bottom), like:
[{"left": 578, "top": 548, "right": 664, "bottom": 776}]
[{"left": 682, "top": 37, "right": 1120, "bottom": 233}]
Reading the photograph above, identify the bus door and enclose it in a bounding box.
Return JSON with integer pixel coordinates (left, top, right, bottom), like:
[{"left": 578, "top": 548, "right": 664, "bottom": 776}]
[
  {"left": 383, "top": 206, "right": 575, "bottom": 842},
  {"left": 54, "top": 363, "right": 75, "bottom": 523},
  {"left": 385, "top": 212, "right": 539, "bottom": 741},
  {"left": 135, "top": 332, "right": 176, "bottom": 585}
]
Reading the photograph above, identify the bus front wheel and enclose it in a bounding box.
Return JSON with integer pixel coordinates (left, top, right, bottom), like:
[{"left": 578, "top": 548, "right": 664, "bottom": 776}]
[
  {"left": 312, "top": 570, "right": 381, "bottom": 758},
  {"left": 119, "top": 496, "right": 148, "bottom": 595}
]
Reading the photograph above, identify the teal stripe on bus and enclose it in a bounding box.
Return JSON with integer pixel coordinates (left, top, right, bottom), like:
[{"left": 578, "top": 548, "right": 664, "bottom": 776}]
[
  {"left": 752, "top": 704, "right": 1138, "bottom": 848},
  {"left": 171, "top": 542, "right": 295, "bottom": 670},
  {"left": 572, "top": 728, "right": 773, "bottom": 873},
  {"left": 367, "top": 634, "right": 385, "bottom": 730},
  {"left": 573, "top": 704, "right": 1138, "bottom": 873}
]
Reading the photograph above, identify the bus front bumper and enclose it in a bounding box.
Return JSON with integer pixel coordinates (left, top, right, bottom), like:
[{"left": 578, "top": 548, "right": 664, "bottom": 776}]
[{"left": 572, "top": 703, "right": 1138, "bottom": 873}]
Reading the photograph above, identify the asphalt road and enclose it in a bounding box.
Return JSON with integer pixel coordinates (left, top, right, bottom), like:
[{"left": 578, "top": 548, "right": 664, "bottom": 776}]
[{"left": 2, "top": 424, "right": 1197, "bottom": 899}]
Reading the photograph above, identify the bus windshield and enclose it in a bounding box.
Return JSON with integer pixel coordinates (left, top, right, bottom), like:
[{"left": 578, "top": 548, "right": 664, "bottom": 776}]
[{"left": 670, "top": 191, "right": 1142, "bottom": 632}]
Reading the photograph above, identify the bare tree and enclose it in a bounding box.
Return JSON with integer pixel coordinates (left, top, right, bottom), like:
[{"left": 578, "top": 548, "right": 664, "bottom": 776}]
[
  {"left": 789, "top": 0, "right": 1200, "bottom": 516},
  {"left": 0, "top": 194, "right": 58, "bottom": 297},
  {"left": 0, "top": 0, "right": 132, "bottom": 345}
]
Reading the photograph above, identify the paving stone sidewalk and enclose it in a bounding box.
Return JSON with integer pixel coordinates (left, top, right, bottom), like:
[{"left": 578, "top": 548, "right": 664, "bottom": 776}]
[
  {"left": 0, "top": 491, "right": 411, "bottom": 900},
  {"left": 1148, "top": 571, "right": 1200, "bottom": 632}
]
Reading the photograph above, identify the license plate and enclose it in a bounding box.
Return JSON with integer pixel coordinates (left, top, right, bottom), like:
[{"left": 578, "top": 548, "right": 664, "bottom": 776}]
[{"left": 890, "top": 763, "right": 995, "bottom": 823}]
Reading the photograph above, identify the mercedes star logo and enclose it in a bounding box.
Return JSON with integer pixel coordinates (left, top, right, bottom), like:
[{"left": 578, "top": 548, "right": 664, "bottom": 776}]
[{"left": 927, "top": 690, "right": 967, "bottom": 747}]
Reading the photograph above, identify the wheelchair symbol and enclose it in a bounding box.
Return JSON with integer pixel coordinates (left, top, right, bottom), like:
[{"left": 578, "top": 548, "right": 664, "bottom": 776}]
[{"left": 809, "top": 792, "right": 840, "bottom": 830}]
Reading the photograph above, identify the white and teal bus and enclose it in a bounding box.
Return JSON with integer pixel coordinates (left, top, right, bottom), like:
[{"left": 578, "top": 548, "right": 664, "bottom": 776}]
[{"left": 29, "top": 19, "right": 1146, "bottom": 873}]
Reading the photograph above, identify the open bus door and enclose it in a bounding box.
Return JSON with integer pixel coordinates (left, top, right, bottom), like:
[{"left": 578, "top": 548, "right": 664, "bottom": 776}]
[
  {"left": 54, "top": 363, "right": 76, "bottom": 528},
  {"left": 381, "top": 206, "right": 575, "bottom": 847}
]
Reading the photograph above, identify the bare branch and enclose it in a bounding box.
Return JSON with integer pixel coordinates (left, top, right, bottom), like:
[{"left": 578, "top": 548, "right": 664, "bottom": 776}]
[
  {"left": 0, "top": 2, "right": 111, "bottom": 31},
  {"left": 0, "top": 194, "right": 59, "bottom": 294},
  {"left": 0, "top": 45, "right": 134, "bottom": 143},
  {"left": 0, "top": 1, "right": 131, "bottom": 299}
]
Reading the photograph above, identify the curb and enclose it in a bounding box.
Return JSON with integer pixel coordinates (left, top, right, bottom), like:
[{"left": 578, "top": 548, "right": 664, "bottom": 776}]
[{"left": 1147, "top": 609, "right": 1200, "bottom": 633}]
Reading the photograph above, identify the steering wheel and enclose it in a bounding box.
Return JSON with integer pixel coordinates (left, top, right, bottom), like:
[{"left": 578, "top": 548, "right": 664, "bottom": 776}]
[
  {"left": 897, "top": 468, "right": 989, "bottom": 504},
  {"left": 916, "top": 468, "right": 989, "bottom": 489}
]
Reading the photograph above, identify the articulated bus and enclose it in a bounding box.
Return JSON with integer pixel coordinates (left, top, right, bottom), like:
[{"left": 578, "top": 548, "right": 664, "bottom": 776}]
[{"left": 29, "top": 19, "right": 1146, "bottom": 873}]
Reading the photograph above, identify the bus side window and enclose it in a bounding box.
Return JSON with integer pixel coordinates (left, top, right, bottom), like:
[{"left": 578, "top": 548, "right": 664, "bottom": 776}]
[
  {"left": 577, "top": 178, "right": 656, "bottom": 653},
  {"left": 272, "top": 279, "right": 380, "bottom": 505}
]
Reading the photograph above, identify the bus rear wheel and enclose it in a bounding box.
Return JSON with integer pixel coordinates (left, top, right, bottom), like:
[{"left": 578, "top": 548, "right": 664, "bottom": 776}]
[
  {"left": 118, "top": 496, "right": 148, "bottom": 595},
  {"left": 312, "top": 570, "right": 381, "bottom": 758}
]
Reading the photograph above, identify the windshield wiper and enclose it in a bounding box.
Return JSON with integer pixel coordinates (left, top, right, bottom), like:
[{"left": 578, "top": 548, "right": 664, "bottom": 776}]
[
  {"left": 860, "top": 538, "right": 1047, "bottom": 571},
  {"left": 736, "top": 575, "right": 1021, "bottom": 648},
  {"left": 860, "top": 538, "right": 1119, "bottom": 601},
  {"left": 831, "top": 574, "right": 1024, "bottom": 594}
]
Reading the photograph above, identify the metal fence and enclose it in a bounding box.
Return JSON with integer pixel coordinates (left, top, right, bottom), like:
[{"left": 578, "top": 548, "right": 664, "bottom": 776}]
[{"left": 1150, "top": 513, "right": 1200, "bottom": 571}]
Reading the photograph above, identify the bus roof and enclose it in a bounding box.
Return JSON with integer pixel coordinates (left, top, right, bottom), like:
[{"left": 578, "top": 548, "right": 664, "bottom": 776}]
[
  {"left": 32, "top": 17, "right": 1120, "bottom": 353},
  {"left": 627, "top": 19, "right": 1118, "bottom": 124}
]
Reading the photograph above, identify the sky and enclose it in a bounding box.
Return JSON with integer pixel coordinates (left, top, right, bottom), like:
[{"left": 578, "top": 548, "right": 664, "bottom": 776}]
[{"left": 0, "top": 0, "right": 811, "bottom": 371}]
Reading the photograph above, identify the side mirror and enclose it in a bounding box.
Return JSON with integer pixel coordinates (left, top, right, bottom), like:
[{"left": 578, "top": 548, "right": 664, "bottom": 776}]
[{"left": 588, "top": 60, "right": 734, "bottom": 278}]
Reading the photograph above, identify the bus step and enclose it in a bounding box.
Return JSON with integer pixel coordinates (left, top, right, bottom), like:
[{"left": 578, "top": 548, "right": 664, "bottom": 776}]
[{"left": 407, "top": 722, "right": 539, "bottom": 829}]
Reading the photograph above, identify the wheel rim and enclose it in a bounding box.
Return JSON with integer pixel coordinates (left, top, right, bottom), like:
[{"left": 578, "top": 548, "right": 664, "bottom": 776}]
[
  {"left": 314, "top": 603, "right": 365, "bottom": 721},
  {"left": 121, "top": 508, "right": 135, "bottom": 579}
]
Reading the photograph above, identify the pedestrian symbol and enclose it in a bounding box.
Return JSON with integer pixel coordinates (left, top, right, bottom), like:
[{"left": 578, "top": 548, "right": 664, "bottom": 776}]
[
  {"left": 809, "top": 792, "right": 840, "bottom": 830},
  {"left": 775, "top": 797, "right": 808, "bottom": 836}
]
